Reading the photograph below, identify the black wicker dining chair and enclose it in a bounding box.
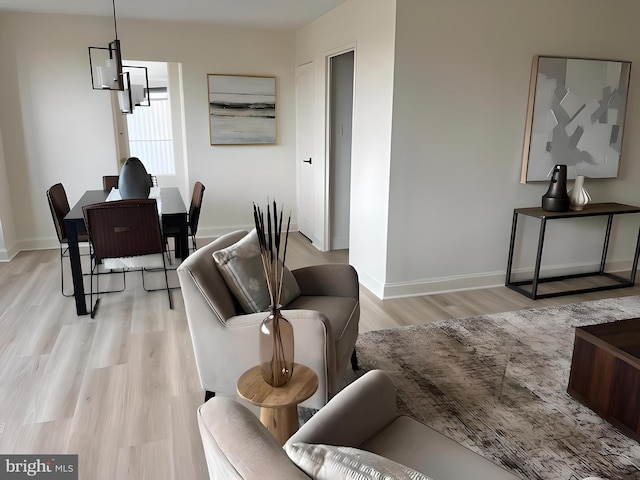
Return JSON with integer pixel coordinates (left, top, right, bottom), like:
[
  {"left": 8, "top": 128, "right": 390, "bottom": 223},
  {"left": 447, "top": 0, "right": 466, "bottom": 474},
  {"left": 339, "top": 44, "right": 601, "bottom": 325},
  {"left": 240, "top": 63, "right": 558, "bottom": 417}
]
[
  {"left": 46, "top": 183, "right": 92, "bottom": 297},
  {"left": 47, "top": 183, "right": 125, "bottom": 298},
  {"left": 102, "top": 175, "right": 119, "bottom": 191},
  {"left": 83, "top": 199, "right": 173, "bottom": 317}
]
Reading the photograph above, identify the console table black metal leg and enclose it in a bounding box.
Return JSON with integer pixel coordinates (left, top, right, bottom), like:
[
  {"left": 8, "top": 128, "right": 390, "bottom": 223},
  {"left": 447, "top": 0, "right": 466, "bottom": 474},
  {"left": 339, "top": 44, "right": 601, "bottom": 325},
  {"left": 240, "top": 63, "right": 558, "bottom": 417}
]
[
  {"left": 599, "top": 214, "right": 614, "bottom": 274},
  {"left": 505, "top": 211, "right": 519, "bottom": 286},
  {"left": 630, "top": 224, "right": 640, "bottom": 285},
  {"left": 531, "top": 218, "right": 547, "bottom": 299}
]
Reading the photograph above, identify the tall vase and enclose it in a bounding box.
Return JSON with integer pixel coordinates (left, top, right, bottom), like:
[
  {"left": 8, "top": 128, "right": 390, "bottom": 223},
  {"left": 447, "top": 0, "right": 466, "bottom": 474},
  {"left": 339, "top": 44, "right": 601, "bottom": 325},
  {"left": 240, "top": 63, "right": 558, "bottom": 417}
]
[
  {"left": 259, "top": 306, "right": 294, "bottom": 387},
  {"left": 541, "top": 164, "right": 570, "bottom": 212},
  {"left": 119, "top": 157, "right": 151, "bottom": 199},
  {"left": 568, "top": 175, "right": 591, "bottom": 211}
]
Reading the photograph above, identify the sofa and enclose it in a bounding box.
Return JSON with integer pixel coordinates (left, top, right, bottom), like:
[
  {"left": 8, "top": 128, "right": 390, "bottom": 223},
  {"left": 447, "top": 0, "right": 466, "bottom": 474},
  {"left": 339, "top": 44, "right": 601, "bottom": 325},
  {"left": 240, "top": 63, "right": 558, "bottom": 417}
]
[{"left": 197, "top": 370, "right": 522, "bottom": 479}]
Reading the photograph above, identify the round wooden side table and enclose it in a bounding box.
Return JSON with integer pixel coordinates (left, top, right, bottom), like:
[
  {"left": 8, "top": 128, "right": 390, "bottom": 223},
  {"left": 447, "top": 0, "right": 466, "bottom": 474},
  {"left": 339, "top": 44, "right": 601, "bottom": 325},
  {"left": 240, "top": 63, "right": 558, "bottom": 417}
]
[{"left": 237, "top": 363, "right": 318, "bottom": 445}]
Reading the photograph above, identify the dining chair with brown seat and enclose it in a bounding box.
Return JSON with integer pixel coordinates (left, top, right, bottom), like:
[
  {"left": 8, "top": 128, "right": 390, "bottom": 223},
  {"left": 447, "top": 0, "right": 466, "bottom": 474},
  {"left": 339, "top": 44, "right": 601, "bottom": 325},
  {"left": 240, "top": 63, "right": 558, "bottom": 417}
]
[
  {"left": 46, "top": 183, "right": 91, "bottom": 296},
  {"left": 83, "top": 199, "right": 174, "bottom": 317},
  {"left": 164, "top": 181, "right": 205, "bottom": 255},
  {"left": 47, "top": 183, "right": 125, "bottom": 298}
]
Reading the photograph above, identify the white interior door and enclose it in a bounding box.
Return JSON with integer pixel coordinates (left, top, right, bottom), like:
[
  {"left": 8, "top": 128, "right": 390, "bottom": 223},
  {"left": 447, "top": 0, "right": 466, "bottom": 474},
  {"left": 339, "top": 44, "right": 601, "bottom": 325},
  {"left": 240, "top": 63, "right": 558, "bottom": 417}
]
[{"left": 296, "top": 63, "right": 314, "bottom": 240}]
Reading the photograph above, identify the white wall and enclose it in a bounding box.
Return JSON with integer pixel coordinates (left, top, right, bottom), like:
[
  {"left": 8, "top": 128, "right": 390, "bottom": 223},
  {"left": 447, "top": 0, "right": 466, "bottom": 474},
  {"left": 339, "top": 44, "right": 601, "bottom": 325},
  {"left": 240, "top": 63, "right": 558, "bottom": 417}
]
[
  {"left": 0, "top": 17, "right": 18, "bottom": 260},
  {"left": 120, "top": 18, "right": 297, "bottom": 238},
  {"left": 0, "top": 11, "right": 296, "bottom": 255},
  {"left": 386, "top": 0, "right": 640, "bottom": 296},
  {"left": 0, "top": 131, "right": 16, "bottom": 260},
  {"left": 0, "top": 12, "right": 116, "bottom": 254},
  {"left": 4, "top": 1, "right": 639, "bottom": 300},
  {"left": 296, "top": 0, "right": 397, "bottom": 297}
]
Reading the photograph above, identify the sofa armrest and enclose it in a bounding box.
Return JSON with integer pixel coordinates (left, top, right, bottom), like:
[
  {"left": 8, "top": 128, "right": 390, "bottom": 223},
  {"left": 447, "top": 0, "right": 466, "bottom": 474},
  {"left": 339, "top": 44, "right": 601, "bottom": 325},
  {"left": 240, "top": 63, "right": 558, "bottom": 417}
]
[
  {"left": 285, "top": 370, "right": 398, "bottom": 449},
  {"left": 291, "top": 264, "right": 359, "bottom": 299},
  {"left": 198, "top": 398, "right": 309, "bottom": 480}
]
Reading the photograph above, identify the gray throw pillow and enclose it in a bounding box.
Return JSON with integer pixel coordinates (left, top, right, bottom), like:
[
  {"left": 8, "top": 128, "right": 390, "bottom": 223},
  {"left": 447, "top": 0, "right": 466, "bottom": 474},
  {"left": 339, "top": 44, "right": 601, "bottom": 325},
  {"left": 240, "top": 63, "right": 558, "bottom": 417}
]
[
  {"left": 212, "top": 229, "right": 301, "bottom": 313},
  {"left": 285, "top": 442, "right": 432, "bottom": 480}
]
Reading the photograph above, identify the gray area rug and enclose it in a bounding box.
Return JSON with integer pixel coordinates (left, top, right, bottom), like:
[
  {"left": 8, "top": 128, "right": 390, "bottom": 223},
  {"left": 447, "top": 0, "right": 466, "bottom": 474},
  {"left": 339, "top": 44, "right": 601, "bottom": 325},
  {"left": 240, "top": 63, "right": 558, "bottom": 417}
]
[{"left": 354, "top": 296, "right": 640, "bottom": 480}]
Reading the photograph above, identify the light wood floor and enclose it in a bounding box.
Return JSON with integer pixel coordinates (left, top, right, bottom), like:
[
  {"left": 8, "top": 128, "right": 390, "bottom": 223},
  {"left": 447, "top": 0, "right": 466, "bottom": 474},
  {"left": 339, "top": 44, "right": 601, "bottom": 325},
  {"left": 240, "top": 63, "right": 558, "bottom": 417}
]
[{"left": 2, "top": 233, "right": 640, "bottom": 479}]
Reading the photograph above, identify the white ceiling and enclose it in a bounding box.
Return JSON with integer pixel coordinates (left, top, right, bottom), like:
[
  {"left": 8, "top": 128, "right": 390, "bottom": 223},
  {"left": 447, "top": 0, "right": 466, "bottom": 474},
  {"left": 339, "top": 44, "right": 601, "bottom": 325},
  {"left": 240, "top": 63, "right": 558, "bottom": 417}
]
[{"left": 0, "top": 0, "right": 345, "bottom": 30}]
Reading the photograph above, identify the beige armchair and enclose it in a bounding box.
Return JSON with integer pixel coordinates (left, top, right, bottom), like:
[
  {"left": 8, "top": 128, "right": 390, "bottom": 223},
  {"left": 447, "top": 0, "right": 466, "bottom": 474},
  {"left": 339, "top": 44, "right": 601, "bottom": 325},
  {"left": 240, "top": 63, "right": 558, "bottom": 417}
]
[
  {"left": 197, "top": 370, "right": 521, "bottom": 480},
  {"left": 176, "top": 230, "right": 360, "bottom": 409}
]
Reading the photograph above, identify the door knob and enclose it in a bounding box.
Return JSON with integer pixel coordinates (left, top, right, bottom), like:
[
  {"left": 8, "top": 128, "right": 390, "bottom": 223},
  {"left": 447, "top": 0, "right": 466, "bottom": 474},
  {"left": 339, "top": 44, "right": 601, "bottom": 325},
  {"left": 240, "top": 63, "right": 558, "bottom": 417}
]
[{"left": 303, "top": 158, "right": 312, "bottom": 164}]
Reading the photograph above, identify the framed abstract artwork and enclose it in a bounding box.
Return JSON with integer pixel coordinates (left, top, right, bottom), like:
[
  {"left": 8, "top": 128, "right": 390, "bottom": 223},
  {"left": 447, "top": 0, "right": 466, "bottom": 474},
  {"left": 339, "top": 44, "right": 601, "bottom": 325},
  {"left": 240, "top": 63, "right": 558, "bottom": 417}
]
[
  {"left": 207, "top": 74, "right": 276, "bottom": 145},
  {"left": 521, "top": 56, "right": 631, "bottom": 183}
]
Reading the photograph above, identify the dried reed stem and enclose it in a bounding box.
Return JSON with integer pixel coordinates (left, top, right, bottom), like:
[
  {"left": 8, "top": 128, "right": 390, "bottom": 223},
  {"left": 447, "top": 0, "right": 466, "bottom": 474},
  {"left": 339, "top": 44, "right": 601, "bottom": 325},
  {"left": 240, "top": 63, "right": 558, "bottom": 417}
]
[{"left": 253, "top": 201, "right": 292, "bottom": 309}]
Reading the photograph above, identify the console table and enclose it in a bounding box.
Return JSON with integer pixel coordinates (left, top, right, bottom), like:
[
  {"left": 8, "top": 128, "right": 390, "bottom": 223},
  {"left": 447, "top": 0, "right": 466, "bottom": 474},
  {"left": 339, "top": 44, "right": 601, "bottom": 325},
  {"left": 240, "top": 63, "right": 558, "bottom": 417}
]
[{"left": 505, "top": 203, "right": 640, "bottom": 299}]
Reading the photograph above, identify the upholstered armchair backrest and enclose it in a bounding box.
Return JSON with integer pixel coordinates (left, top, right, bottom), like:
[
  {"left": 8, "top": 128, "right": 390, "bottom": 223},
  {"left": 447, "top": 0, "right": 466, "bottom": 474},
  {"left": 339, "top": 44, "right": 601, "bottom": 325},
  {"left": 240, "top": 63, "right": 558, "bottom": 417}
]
[
  {"left": 177, "top": 230, "right": 249, "bottom": 324},
  {"left": 198, "top": 397, "right": 310, "bottom": 480}
]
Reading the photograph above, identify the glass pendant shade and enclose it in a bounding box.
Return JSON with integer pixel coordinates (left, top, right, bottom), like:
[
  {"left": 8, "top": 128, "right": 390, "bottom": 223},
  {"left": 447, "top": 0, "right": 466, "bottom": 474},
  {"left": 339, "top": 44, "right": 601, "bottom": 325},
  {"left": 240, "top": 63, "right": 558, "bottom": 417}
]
[
  {"left": 118, "top": 89, "right": 132, "bottom": 114},
  {"left": 95, "top": 59, "right": 118, "bottom": 89},
  {"left": 131, "top": 84, "right": 145, "bottom": 105},
  {"left": 88, "top": 39, "right": 123, "bottom": 91}
]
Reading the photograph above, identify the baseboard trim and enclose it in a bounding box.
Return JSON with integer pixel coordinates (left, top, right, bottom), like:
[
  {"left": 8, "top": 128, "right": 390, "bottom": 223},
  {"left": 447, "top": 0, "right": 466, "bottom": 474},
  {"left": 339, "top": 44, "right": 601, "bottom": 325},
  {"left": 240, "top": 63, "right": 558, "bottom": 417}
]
[
  {"left": 356, "top": 269, "right": 386, "bottom": 299},
  {"left": 6, "top": 233, "right": 638, "bottom": 302},
  {"left": 382, "top": 260, "right": 639, "bottom": 299},
  {"left": 0, "top": 238, "right": 56, "bottom": 261},
  {"left": 383, "top": 271, "right": 505, "bottom": 299}
]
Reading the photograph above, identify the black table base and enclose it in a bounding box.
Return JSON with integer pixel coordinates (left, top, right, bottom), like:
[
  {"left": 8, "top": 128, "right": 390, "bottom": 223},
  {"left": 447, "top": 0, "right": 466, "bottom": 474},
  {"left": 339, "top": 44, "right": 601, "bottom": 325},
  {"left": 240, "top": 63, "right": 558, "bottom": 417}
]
[{"left": 505, "top": 203, "right": 640, "bottom": 300}]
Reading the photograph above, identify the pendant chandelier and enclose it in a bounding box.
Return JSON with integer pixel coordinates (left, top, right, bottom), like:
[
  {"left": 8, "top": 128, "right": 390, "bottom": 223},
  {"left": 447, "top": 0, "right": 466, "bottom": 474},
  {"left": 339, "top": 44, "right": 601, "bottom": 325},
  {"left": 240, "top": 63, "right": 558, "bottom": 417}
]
[{"left": 88, "top": 0, "right": 150, "bottom": 114}]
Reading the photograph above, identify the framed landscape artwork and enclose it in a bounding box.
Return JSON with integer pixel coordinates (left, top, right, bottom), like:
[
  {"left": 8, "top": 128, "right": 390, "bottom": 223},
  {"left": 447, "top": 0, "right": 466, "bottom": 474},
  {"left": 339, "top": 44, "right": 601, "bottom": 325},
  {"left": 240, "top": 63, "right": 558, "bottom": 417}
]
[
  {"left": 521, "top": 56, "right": 631, "bottom": 183},
  {"left": 208, "top": 74, "right": 276, "bottom": 145}
]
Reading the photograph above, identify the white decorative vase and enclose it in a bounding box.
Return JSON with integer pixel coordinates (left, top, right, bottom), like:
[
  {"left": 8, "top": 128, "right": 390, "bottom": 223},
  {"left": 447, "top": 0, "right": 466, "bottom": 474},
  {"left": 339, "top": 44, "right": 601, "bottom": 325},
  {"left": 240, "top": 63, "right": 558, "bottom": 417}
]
[{"left": 568, "top": 175, "right": 591, "bottom": 211}]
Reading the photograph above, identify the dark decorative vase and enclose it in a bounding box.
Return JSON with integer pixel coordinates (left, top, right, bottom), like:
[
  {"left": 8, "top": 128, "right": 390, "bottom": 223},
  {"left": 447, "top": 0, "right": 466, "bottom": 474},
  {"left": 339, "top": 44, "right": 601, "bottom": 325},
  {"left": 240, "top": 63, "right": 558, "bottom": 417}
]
[
  {"left": 541, "top": 164, "right": 569, "bottom": 212},
  {"left": 259, "top": 306, "right": 294, "bottom": 387},
  {"left": 118, "top": 157, "right": 151, "bottom": 199}
]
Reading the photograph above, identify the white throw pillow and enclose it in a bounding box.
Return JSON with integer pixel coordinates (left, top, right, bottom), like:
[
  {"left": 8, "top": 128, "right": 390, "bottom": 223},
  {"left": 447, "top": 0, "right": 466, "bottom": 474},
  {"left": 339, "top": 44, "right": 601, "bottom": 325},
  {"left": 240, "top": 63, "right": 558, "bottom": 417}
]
[
  {"left": 285, "top": 442, "right": 432, "bottom": 480},
  {"left": 212, "top": 229, "right": 301, "bottom": 313}
]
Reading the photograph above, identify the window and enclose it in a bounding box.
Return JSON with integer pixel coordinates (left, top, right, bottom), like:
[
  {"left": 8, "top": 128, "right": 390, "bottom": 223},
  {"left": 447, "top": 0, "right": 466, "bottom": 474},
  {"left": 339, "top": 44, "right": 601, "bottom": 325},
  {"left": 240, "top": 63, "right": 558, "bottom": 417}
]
[{"left": 127, "top": 89, "right": 175, "bottom": 175}]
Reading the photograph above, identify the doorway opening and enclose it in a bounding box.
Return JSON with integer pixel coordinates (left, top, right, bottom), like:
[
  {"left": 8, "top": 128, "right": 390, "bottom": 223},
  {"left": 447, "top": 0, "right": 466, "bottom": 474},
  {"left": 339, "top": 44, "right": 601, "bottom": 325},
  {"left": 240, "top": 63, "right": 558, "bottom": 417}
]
[
  {"left": 112, "top": 61, "right": 188, "bottom": 195},
  {"left": 328, "top": 51, "right": 354, "bottom": 251}
]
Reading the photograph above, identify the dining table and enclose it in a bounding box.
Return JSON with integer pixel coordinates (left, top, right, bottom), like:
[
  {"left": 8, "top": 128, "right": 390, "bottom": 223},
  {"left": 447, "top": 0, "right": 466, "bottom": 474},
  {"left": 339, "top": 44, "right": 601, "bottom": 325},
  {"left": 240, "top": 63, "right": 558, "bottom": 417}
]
[{"left": 63, "top": 187, "right": 189, "bottom": 316}]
